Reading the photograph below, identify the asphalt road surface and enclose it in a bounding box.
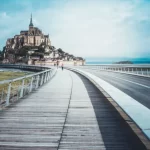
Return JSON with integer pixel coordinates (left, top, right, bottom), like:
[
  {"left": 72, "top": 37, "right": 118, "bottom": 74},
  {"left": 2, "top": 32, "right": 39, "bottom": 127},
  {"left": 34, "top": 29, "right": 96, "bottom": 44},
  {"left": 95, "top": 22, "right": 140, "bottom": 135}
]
[{"left": 78, "top": 68, "right": 150, "bottom": 110}]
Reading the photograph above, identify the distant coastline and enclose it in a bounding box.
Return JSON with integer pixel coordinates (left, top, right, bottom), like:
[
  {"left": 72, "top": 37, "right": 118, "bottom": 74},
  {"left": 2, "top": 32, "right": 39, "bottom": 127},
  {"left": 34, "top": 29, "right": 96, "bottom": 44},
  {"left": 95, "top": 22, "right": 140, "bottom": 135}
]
[
  {"left": 86, "top": 59, "right": 150, "bottom": 65},
  {"left": 114, "top": 61, "right": 133, "bottom": 64}
]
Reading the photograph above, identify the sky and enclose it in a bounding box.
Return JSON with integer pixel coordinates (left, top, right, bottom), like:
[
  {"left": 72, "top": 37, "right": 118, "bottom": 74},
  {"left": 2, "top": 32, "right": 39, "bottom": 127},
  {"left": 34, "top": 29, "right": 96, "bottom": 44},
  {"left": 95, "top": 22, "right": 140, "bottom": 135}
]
[{"left": 0, "top": 0, "right": 150, "bottom": 58}]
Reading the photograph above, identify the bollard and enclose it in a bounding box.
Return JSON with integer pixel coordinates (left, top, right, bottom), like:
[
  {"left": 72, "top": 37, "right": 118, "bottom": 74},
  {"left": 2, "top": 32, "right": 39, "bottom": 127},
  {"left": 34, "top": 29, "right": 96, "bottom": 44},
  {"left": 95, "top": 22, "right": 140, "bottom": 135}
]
[{"left": 6, "top": 82, "right": 11, "bottom": 106}]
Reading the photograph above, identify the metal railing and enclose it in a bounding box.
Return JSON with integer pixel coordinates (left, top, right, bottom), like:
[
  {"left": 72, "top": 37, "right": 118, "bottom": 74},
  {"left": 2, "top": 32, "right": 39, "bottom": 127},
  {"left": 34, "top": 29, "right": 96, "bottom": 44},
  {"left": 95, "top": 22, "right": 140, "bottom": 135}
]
[
  {"left": 0, "top": 65, "right": 56, "bottom": 108},
  {"left": 0, "top": 64, "right": 49, "bottom": 71},
  {"left": 72, "top": 64, "right": 150, "bottom": 77}
]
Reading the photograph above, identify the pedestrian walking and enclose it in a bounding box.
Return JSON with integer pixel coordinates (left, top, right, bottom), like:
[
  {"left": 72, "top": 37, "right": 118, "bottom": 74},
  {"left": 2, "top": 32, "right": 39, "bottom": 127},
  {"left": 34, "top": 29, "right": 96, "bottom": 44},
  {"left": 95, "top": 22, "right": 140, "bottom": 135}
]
[
  {"left": 56, "top": 60, "right": 59, "bottom": 69},
  {"left": 61, "top": 63, "right": 64, "bottom": 71}
]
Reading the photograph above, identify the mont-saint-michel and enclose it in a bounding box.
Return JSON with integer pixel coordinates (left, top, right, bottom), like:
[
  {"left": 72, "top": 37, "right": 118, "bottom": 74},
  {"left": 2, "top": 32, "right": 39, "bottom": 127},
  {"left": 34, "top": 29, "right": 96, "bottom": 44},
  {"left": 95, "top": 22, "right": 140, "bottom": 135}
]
[{"left": 2, "top": 14, "right": 84, "bottom": 65}]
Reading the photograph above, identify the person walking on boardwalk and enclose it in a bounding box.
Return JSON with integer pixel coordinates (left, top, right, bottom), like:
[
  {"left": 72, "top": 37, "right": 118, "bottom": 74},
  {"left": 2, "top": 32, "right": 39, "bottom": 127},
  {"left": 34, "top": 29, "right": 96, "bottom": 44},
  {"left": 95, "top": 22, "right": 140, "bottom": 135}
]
[
  {"left": 56, "top": 60, "right": 59, "bottom": 69},
  {"left": 61, "top": 63, "right": 64, "bottom": 71}
]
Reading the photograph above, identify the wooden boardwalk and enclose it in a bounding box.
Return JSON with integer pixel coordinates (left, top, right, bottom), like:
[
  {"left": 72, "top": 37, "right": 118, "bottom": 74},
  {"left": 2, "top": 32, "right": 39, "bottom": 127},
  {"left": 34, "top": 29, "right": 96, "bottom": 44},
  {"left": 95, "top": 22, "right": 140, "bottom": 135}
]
[{"left": 0, "top": 69, "right": 147, "bottom": 150}]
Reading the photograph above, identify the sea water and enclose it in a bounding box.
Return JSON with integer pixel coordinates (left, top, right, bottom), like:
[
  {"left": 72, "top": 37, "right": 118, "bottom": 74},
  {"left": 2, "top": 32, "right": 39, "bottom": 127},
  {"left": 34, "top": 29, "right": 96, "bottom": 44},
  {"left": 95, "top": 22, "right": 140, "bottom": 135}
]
[{"left": 85, "top": 58, "right": 150, "bottom": 65}]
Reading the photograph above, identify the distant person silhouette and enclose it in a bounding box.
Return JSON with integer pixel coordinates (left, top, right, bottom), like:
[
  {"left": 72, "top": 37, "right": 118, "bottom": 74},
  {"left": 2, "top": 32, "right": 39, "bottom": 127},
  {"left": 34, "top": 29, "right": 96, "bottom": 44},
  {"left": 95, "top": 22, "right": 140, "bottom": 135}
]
[
  {"left": 61, "top": 63, "right": 64, "bottom": 71},
  {"left": 56, "top": 60, "right": 59, "bottom": 69}
]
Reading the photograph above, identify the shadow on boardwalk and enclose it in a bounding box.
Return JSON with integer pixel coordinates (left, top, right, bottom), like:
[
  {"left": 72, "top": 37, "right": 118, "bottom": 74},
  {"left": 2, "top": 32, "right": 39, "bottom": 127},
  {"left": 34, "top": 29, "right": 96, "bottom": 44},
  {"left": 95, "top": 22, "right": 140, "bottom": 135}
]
[{"left": 76, "top": 73, "right": 147, "bottom": 150}]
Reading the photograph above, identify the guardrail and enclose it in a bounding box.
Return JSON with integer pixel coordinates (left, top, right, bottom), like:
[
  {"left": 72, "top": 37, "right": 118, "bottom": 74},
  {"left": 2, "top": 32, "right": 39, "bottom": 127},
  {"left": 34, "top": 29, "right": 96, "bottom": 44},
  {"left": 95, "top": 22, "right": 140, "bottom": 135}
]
[
  {"left": 0, "top": 64, "right": 49, "bottom": 72},
  {"left": 0, "top": 65, "right": 56, "bottom": 108},
  {"left": 73, "top": 64, "right": 150, "bottom": 77}
]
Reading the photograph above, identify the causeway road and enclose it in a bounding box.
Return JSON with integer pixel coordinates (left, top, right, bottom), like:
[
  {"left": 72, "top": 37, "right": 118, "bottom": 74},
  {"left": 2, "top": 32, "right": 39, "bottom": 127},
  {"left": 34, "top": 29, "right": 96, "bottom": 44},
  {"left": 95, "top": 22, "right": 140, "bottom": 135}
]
[{"left": 76, "top": 68, "right": 150, "bottom": 109}]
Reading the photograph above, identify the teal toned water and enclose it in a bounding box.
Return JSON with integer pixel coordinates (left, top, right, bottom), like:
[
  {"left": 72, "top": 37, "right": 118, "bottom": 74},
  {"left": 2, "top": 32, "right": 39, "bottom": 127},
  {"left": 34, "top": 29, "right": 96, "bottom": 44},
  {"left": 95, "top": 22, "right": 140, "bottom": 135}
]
[{"left": 85, "top": 58, "right": 150, "bottom": 65}]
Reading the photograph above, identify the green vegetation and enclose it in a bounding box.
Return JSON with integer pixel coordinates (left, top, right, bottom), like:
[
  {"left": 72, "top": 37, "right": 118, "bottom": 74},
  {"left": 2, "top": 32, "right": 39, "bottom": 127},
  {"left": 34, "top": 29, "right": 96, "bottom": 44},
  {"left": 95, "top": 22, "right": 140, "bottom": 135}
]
[
  {"left": 0, "top": 72, "right": 26, "bottom": 81},
  {"left": 0, "top": 71, "right": 27, "bottom": 92},
  {"left": 0, "top": 72, "right": 32, "bottom": 101}
]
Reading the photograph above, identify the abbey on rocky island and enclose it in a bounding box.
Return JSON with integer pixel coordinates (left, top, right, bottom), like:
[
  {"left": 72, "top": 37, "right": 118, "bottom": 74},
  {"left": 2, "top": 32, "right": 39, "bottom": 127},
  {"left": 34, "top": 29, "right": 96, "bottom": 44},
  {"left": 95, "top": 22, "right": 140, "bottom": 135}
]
[
  {"left": 2, "top": 14, "right": 84, "bottom": 65},
  {"left": 5, "top": 14, "right": 51, "bottom": 51}
]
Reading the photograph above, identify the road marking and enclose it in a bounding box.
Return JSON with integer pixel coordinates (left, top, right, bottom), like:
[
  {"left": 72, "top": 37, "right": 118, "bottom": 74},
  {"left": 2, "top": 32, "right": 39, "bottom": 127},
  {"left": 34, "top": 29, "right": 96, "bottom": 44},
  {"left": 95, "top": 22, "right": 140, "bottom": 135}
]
[
  {"left": 83, "top": 69, "right": 150, "bottom": 89},
  {"left": 75, "top": 69, "right": 150, "bottom": 139},
  {"left": 99, "top": 72, "right": 150, "bottom": 89}
]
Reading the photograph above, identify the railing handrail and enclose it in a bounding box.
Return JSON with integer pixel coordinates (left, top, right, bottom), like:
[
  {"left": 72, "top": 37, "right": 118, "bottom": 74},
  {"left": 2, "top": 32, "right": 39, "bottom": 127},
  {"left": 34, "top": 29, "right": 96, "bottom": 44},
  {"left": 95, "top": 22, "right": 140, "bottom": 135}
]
[
  {"left": 0, "top": 69, "right": 51, "bottom": 85},
  {"left": 84, "top": 64, "right": 150, "bottom": 68},
  {"left": 0, "top": 64, "right": 57, "bottom": 107},
  {"left": 0, "top": 64, "right": 52, "bottom": 85},
  {"left": 72, "top": 64, "right": 150, "bottom": 77},
  {"left": 0, "top": 64, "right": 50, "bottom": 71}
]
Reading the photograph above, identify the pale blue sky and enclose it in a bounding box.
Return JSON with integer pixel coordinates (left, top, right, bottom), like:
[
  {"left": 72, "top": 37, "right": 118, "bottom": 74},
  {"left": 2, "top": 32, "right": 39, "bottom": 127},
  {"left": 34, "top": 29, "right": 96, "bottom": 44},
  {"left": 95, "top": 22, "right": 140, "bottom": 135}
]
[{"left": 0, "top": 0, "right": 150, "bottom": 58}]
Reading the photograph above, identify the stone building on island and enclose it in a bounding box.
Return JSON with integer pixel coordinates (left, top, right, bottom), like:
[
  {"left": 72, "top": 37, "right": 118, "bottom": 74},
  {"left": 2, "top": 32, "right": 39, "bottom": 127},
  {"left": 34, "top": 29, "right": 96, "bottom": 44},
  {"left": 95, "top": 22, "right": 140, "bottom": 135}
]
[
  {"left": 3, "top": 14, "right": 85, "bottom": 65},
  {"left": 5, "top": 14, "right": 51, "bottom": 51}
]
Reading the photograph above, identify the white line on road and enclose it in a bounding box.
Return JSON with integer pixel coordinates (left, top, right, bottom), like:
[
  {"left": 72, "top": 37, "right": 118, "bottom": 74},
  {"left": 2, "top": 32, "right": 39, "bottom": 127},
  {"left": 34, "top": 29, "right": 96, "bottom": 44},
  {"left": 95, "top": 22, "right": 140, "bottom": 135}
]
[{"left": 99, "top": 72, "right": 150, "bottom": 89}]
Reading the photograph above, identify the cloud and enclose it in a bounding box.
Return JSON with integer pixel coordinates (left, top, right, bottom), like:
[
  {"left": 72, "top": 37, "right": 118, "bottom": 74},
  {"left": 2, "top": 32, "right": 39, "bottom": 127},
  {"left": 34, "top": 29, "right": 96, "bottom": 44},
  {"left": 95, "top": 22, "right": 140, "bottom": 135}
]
[{"left": 0, "top": 0, "right": 150, "bottom": 58}]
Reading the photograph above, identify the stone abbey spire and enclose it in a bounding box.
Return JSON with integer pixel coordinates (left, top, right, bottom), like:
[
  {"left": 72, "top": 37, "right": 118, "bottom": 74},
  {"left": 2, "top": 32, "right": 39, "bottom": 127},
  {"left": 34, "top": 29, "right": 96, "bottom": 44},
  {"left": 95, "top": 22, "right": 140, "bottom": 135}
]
[{"left": 29, "top": 13, "right": 33, "bottom": 27}]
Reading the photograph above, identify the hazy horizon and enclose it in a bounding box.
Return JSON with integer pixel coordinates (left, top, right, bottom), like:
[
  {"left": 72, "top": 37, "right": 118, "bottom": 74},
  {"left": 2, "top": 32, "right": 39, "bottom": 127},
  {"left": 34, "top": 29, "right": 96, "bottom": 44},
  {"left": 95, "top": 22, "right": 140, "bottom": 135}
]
[{"left": 0, "top": 0, "right": 150, "bottom": 58}]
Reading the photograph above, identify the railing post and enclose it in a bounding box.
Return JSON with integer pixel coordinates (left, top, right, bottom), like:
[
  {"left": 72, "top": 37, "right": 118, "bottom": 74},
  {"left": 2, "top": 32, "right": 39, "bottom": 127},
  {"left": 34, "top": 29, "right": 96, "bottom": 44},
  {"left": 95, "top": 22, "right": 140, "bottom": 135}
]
[
  {"left": 50, "top": 70, "right": 52, "bottom": 79},
  {"left": 136, "top": 68, "right": 138, "bottom": 74},
  {"left": 6, "top": 82, "right": 11, "bottom": 106},
  {"left": 49, "top": 71, "right": 51, "bottom": 79},
  {"left": 49, "top": 70, "right": 51, "bottom": 79},
  {"left": 46, "top": 72, "right": 49, "bottom": 81},
  {"left": 44, "top": 72, "right": 47, "bottom": 83},
  {"left": 36, "top": 75, "right": 39, "bottom": 89},
  {"left": 40, "top": 74, "right": 44, "bottom": 86},
  {"left": 47, "top": 71, "right": 50, "bottom": 81},
  {"left": 141, "top": 68, "right": 143, "bottom": 75},
  {"left": 147, "top": 69, "right": 149, "bottom": 76},
  {"left": 29, "top": 77, "right": 33, "bottom": 92},
  {"left": 20, "top": 79, "right": 24, "bottom": 98},
  {"left": 45, "top": 72, "right": 48, "bottom": 82},
  {"left": 1, "top": 88, "right": 4, "bottom": 102}
]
